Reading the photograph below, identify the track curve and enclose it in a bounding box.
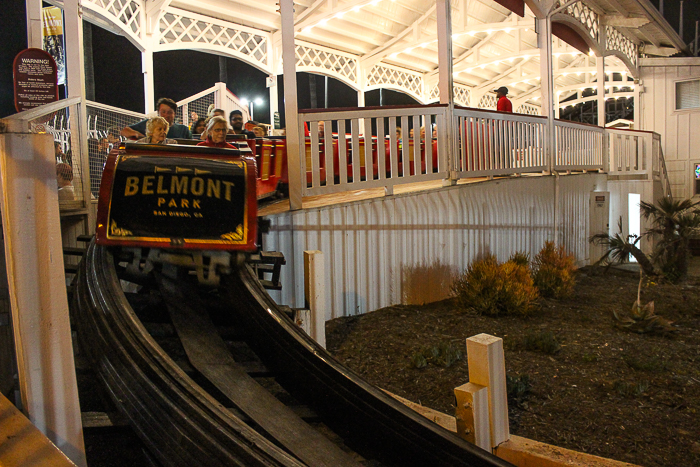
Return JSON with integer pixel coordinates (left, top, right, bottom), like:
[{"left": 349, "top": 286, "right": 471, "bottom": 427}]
[{"left": 74, "top": 241, "right": 513, "bottom": 467}]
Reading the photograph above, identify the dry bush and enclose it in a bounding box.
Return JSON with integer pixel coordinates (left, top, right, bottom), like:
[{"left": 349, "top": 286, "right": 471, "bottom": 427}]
[
  {"left": 452, "top": 254, "right": 539, "bottom": 316},
  {"left": 532, "top": 241, "right": 576, "bottom": 299}
]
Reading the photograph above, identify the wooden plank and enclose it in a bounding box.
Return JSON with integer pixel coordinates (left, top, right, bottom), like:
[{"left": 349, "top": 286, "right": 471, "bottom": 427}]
[
  {"left": 454, "top": 382, "right": 490, "bottom": 451},
  {"left": 0, "top": 392, "right": 76, "bottom": 466},
  {"left": 156, "top": 274, "right": 360, "bottom": 467},
  {"left": 466, "top": 334, "right": 510, "bottom": 448}
]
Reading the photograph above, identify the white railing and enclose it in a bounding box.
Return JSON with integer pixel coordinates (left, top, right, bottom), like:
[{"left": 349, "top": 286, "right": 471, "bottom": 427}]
[
  {"left": 554, "top": 120, "right": 605, "bottom": 171},
  {"left": 177, "top": 82, "right": 249, "bottom": 128},
  {"left": 608, "top": 128, "right": 672, "bottom": 197},
  {"left": 299, "top": 105, "right": 448, "bottom": 196},
  {"left": 2, "top": 98, "right": 89, "bottom": 209},
  {"left": 454, "top": 108, "right": 547, "bottom": 177}
]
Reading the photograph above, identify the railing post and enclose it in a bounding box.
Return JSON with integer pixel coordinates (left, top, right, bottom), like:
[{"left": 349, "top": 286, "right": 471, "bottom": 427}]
[{"left": 303, "top": 250, "right": 326, "bottom": 348}]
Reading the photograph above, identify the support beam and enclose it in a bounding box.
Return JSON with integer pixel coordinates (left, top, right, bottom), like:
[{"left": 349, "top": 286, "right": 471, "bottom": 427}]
[
  {"left": 437, "top": 0, "right": 456, "bottom": 183},
  {"left": 537, "top": 16, "right": 555, "bottom": 172},
  {"left": 0, "top": 132, "right": 86, "bottom": 467},
  {"left": 142, "top": 50, "right": 155, "bottom": 114},
  {"left": 281, "top": 0, "right": 302, "bottom": 210},
  {"left": 597, "top": 56, "right": 606, "bottom": 127},
  {"left": 26, "top": 0, "right": 43, "bottom": 49},
  {"left": 304, "top": 251, "right": 326, "bottom": 348}
]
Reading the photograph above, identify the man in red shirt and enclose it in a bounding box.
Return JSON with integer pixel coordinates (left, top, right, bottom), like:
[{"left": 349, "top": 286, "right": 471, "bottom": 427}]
[{"left": 494, "top": 86, "right": 513, "bottom": 113}]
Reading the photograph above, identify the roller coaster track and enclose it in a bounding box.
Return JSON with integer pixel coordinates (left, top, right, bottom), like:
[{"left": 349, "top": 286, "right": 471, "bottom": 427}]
[{"left": 74, "top": 241, "right": 513, "bottom": 467}]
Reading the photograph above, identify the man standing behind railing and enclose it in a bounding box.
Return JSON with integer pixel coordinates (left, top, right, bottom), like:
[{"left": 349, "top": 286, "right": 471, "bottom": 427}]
[
  {"left": 494, "top": 87, "right": 512, "bottom": 113},
  {"left": 120, "top": 98, "right": 192, "bottom": 140}
]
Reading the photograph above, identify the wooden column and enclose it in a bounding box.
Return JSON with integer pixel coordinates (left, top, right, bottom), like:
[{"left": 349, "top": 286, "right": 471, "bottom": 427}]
[
  {"left": 537, "top": 16, "right": 555, "bottom": 173},
  {"left": 0, "top": 133, "right": 86, "bottom": 467},
  {"left": 436, "top": 0, "right": 457, "bottom": 184},
  {"left": 466, "top": 334, "right": 510, "bottom": 448},
  {"left": 304, "top": 250, "right": 326, "bottom": 348},
  {"left": 25, "top": 0, "right": 43, "bottom": 49}
]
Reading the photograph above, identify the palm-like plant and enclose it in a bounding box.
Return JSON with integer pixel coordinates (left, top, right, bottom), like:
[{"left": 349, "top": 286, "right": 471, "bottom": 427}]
[
  {"left": 640, "top": 198, "right": 700, "bottom": 279},
  {"left": 590, "top": 218, "right": 656, "bottom": 277}
]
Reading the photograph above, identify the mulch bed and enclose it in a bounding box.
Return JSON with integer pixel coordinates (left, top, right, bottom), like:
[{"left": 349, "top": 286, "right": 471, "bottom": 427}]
[{"left": 326, "top": 266, "right": 700, "bottom": 467}]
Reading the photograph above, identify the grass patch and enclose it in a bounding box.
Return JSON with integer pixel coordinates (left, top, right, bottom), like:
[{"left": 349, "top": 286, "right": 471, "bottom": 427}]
[
  {"left": 624, "top": 355, "right": 669, "bottom": 372},
  {"left": 410, "top": 341, "right": 462, "bottom": 369},
  {"left": 614, "top": 380, "right": 650, "bottom": 398},
  {"left": 522, "top": 331, "right": 561, "bottom": 355},
  {"left": 506, "top": 374, "right": 532, "bottom": 407}
]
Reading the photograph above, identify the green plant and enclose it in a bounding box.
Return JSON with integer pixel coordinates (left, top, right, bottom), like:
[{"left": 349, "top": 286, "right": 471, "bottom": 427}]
[
  {"left": 613, "top": 268, "right": 677, "bottom": 334},
  {"left": 590, "top": 198, "right": 700, "bottom": 281},
  {"left": 508, "top": 252, "right": 530, "bottom": 267},
  {"left": 624, "top": 355, "right": 668, "bottom": 372},
  {"left": 452, "top": 254, "right": 539, "bottom": 316},
  {"left": 582, "top": 353, "right": 599, "bottom": 363},
  {"left": 410, "top": 341, "right": 462, "bottom": 369},
  {"left": 532, "top": 241, "right": 577, "bottom": 299},
  {"left": 522, "top": 331, "right": 561, "bottom": 354},
  {"left": 506, "top": 374, "right": 531, "bottom": 407}
]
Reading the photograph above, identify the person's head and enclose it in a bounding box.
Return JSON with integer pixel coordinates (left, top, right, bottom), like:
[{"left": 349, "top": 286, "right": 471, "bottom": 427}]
[
  {"left": 146, "top": 116, "right": 170, "bottom": 143},
  {"left": 420, "top": 126, "right": 426, "bottom": 139},
  {"left": 229, "top": 110, "right": 244, "bottom": 132},
  {"left": 212, "top": 109, "right": 225, "bottom": 118},
  {"left": 494, "top": 86, "right": 509, "bottom": 99},
  {"left": 98, "top": 137, "right": 109, "bottom": 152},
  {"left": 252, "top": 126, "right": 266, "bottom": 138},
  {"left": 56, "top": 163, "right": 73, "bottom": 187},
  {"left": 54, "top": 141, "right": 63, "bottom": 157},
  {"left": 207, "top": 116, "right": 229, "bottom": 143},
  {"left": 191, "top": 117, "right": 207, "bottom": 135},
  {"left": 396, "top": 127, "right": 402, "bottom": 140},
  {"left": 409, "top": 128, "right": 414, "bottom": 139},
  {"left": 432, "top": 124, "right": 437, "bottom": 139},
  {"left": 318, "top": 121, "right": 325, "bottom": 139},
  {"left": 155, "top": 97, "right": 178, "bottom": 126}
]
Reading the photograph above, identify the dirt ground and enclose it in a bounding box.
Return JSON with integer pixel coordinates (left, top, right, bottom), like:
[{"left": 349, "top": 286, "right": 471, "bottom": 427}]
[{"left": 326, "top": 265, "right": 700, "bottom": 467}]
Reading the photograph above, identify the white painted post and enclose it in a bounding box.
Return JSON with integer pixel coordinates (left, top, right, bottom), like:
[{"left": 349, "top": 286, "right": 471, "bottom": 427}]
[
  {"left": 0, "top": 133, "right": 86, "bottom": 467},
  {"left": 142, "top": 50, "right": 155, "bottom": 114},
  {"left": 303, "top": 251, "right": 326, "bottom": 348},
  {"left": 436, "top": 0, "right": 457, "bottom": 185},
  {"left": 280, "top": 0, "right": 302, "bottom": 210},
  {"left": 597, "top": 56, "right": 606, "bottom": 128},
  {"left": 537, "top": 16, "right": 555, "bottom": 174},
  {"left": 466, "top": 334, "right": 509, "bottom": 449},
  {"left": 26, "top": 0, "right": 43, "bottom": 49},
  {"left": 268, "top": 75, "right": 279, "bottom": 129},
  {"left": 454, "top": 382, "right": 491, "bottom": 451}
]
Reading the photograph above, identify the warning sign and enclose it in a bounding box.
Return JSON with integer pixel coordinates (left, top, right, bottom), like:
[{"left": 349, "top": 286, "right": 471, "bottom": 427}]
[{"left": 13, "top": 48, "right": 59, "bottom": 112}]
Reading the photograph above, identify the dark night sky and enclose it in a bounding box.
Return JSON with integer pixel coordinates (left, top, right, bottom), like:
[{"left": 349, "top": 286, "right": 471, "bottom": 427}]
[{"left": 1, "top": 0, "right": 699, "bottom": 119}]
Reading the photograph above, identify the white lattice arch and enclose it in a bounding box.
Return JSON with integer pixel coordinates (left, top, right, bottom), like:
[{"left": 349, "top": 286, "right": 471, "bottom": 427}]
[
  {"left": 556, "top": 0, "right": 600, "bottom": 45},
  {"left": 515, "top": 103, "right": 541, "bottom": 115},
  {"left": 365, "top": 64, "right": 425, "bottom": 103},
  {"left": 295, "top": 42, "right": 360, "bottom": 91},
  {"left": 425, "top": 82, "right": 471, "bottom": 107},
  {"left": 82, "top": 0, "right": 145, "bottom": 50},
  {"left": 604, "top": 26, "right": 638, "bottom": 76},
  {"left": 156, "top": 8, "right": 272, "bottom": 74},
  {"left": 551, "top": 14, "right": 603, "bottom": 55},
  {"left": 477, "top": 94, "right": 497, "bottom": 109}
]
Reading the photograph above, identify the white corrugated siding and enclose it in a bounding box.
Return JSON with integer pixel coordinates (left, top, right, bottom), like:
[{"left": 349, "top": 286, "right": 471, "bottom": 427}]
[{"left": 263, "top": 173, "right": 608, "bottom": 318}]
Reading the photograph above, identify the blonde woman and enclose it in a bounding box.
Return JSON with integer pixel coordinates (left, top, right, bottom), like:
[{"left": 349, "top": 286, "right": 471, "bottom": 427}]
[{"left": 136, "top": 117, "right": 177, "bottom": 144}]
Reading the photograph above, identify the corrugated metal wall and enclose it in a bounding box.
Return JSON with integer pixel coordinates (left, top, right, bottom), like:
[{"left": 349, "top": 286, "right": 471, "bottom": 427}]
[
  {"left": 263, "top": 173, "right": 608, "bottom": 318},
  {"left": 639, "top": 58, "right": 700, "bottom": 200}
]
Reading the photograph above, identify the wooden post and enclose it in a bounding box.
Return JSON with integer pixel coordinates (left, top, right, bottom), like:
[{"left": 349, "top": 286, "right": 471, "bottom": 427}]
[
  {"left": 454, "top": 382, "right": 491, "bottom": 451},
  {"left": 466, "top": 333, "right": 510, "bottom": 448},
  {"left": 303, "top": 250, "right": 326, "bottom": 348},
  {"left": 0, "top": 133, "right": 86, "bottom": 467}
]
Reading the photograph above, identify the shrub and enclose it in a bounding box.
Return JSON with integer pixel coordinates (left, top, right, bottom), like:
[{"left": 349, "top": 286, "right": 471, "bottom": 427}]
[
  {"left": 506, "top": 374, "right": 532, "bottom": 407},
  {"left": 452, "top": 254, "right": 539, "bottom": 316},
  {"left": 533, "top": 241, "right": 576, "bottom": 299}
]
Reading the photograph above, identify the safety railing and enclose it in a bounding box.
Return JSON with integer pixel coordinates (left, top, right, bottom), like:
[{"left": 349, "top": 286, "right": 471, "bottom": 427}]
[
  {"left": 454, "top": 107, "right": 547, "bottom": 177},
  {"left": 554, "top": 120, "right": 605, "bottom": 171},
  {"left": 2, "top": 97, "right": 89, "bottom": 210},
  {"left": 176, "top": 82, "right": 250, "bottom": 129},
  {"left": 298, "top": 105, "right": 449, "bottom": 196},
  {"left": 86, "top": 101, "right": 145, "bottom": 196}
]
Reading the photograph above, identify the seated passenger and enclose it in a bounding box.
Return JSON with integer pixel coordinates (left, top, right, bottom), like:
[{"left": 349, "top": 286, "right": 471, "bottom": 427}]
[
  {"left": 190, "top": 117, "right": 206, "bottom": 135},
  {"left": 120, "top": 98, "right": 192, "bottom": 140},
  {"left": 228, "top": 110, "right": 256, "bottom": 139},
  {"left": 136, "top": 117, "right": 177, "bottom": 145},
  {"left": 56, "top": 163, "right": 75, "bottom": 201},
  {"left": 197, "top": 116, "right": 235, "bottom": 149},
  {"left": 252, "top": 125, "right": 266, "bottom": 138}
]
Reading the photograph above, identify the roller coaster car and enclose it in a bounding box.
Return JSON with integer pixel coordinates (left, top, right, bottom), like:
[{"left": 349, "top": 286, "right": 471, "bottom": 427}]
[{"left": 95, "top": 143, "right": 258, "bottom": 252}]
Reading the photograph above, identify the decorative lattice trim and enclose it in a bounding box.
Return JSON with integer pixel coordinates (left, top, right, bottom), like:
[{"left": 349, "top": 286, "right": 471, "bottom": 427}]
[
  {"left": 558, "top": 1, "right": 599, "bottom": 43},
  {"left": 478, "top": 93, "right": 497, "bottom": 109},
  {"left": 159, "top": 8, "right": 269, "bottom": 70},
  {"left": 84, "top": 0, "right": 142, "bottom": 37},
  {"left": 366, "top": 64, "right": 423, "bottom": 100},
  {"left": 454, "top": 83, "right": 471, "bottom": 107},
  {"left": 515, "top": 103, "right": 541, "bottom": 115},
  {"left": 296, "top": 42, "right": 358, "bottom": 87},
  {"left": 606, "top": 26, "right": 638, "bottom": 68}
]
